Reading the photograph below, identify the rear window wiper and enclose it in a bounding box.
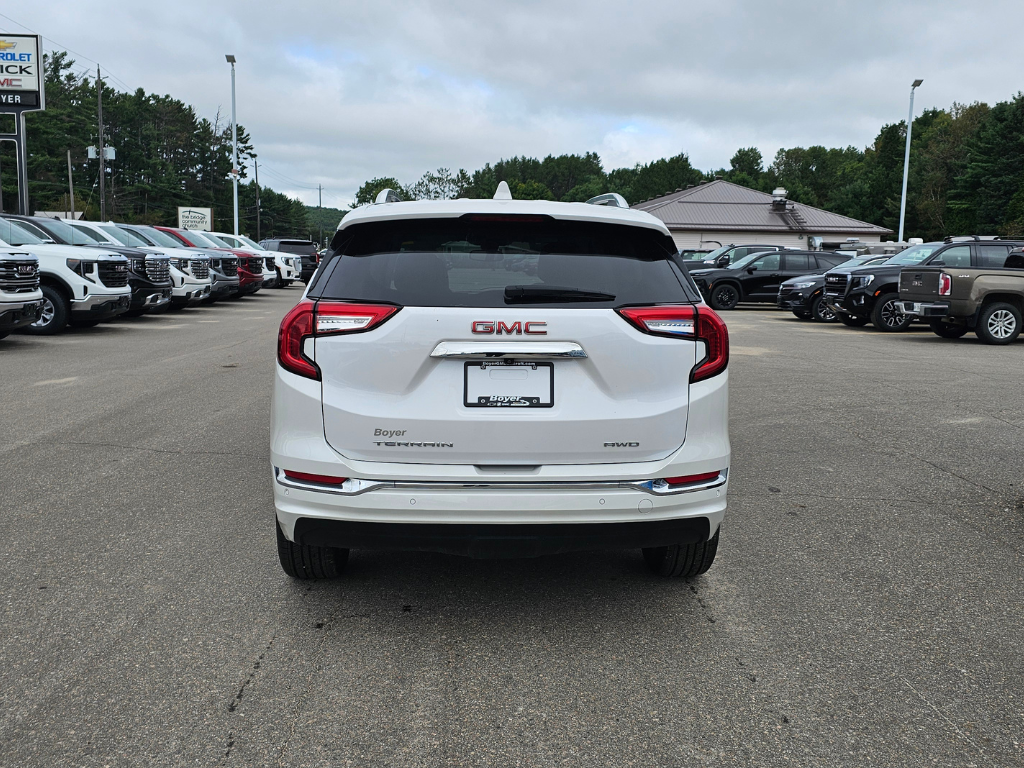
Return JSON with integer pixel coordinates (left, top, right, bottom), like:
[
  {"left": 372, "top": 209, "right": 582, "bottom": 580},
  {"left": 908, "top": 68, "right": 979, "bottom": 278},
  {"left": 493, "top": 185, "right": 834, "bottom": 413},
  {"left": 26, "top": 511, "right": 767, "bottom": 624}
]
[{"left": 504, "top": 285, "right": 616, "bottom": 303}]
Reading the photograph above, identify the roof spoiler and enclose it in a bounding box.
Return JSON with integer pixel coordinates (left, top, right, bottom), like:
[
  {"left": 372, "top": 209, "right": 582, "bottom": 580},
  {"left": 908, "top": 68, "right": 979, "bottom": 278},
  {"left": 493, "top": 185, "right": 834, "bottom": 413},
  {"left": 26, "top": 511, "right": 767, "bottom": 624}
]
[{"left": 585, "top": 192, "right": 629, "bottom": 209}]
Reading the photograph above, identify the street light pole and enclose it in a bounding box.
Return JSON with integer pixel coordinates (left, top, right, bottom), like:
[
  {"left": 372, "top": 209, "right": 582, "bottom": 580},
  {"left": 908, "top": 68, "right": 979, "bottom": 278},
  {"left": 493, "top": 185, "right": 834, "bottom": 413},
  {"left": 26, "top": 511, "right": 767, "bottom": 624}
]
[
  {"left": 898, "top": 79, "right": 923, "bottom": 242},
  {"left": 226, "top": 55, "right": 239, "bottom": 236}
]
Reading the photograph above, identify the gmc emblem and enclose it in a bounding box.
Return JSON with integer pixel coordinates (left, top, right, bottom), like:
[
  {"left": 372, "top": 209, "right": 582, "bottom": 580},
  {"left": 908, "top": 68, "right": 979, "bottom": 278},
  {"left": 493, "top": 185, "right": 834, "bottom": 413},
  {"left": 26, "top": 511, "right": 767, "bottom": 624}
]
[
  {"left": 17, "top": 264, "right": 34, "bottom": 275},
  {"left": 471, "top": 321, "right": 547, "bottom": 335}
]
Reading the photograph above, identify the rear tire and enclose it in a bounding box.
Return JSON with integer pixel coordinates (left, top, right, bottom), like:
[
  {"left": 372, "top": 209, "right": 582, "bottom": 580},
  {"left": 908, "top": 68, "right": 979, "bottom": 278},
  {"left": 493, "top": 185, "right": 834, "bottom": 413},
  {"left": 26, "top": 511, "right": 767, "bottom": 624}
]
[
  {"left": 974, "top": 302, "right": 1021, "bottom": 345},
  {"left": 709, "top": 284, "right": 739, "bottom": 311},
  {"left": 643, "top": 529, "right": 720, "bottom": 578},
  {"left": 929, "top": 320, "right": 969, "bottom": 339},
  {"left": 839, "top": 314, "right": 869, "bottom": 327},
  {"left": 22, "top": 285, "right": 69, "bottom": 335},
  {"left": 871, "top": 293, "right": 911, "bottom": 331},
  {"left": 811, "top": 295, "right": 837, "bottom": 322},
  {"left": 276, "top": 522, "right": 348, "bottom": 579}
]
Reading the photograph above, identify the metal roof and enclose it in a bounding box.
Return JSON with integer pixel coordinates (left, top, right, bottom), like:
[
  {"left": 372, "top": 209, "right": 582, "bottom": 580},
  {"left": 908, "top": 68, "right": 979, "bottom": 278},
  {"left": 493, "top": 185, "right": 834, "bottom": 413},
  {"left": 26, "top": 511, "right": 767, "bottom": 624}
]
[{"left": 632, "top": 180, "right": 892, "bottom": 235}]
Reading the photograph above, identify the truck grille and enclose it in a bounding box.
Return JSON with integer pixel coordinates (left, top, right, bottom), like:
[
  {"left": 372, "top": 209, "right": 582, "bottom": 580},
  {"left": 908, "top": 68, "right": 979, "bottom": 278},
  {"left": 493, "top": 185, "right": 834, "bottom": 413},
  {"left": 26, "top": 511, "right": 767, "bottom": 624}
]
[
  {"left": 246, "top": 257, "right": 262, "bottom": 273},
  {"left": 98, "top": 261, "right": 130, "bottom": 288},
  {"left": 145, "top": 258, "right": 171, "bottom": 283},
  {"left": 190, "top": 259, "right": 210, "bottom": 279},
  {"left": 264, "top": 256, "right": 275, "bottom": 270},
  {"left": 824, "top": 273, "right": 848, "bottom": 297},
  {"left": 0, "top": 258, "right": 40, "bottom": 293},
  {"left": 216, "top": 258, "right": 238, "bottom": 277}
]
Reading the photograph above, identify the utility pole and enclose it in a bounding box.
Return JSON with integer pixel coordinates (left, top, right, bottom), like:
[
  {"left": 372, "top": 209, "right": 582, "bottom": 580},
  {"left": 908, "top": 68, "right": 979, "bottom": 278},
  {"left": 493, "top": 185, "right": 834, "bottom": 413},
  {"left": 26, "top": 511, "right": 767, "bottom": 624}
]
[
  {"left": 254, "top": 161, "right": 261, "bottom": 241},
  {"left": 318, "top": 183, "right": 322, "bottom": 246},
  {"left": 97, "top": 66, "right": 106, "bottom": 221},
  {"left": 898, "top": 79, "right": 923, "bottom": 242},
  {"left": 67, "top": 150, "right": 75, "bottom": 219},
  {"left": 226, "top": 55, "right": 239, "bottom": 235}
]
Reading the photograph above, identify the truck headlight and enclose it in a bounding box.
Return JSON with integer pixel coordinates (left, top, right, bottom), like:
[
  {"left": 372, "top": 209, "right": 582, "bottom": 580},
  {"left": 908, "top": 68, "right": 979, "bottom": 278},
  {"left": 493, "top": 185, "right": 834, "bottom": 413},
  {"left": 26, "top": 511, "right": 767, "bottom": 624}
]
[{"left": 851, "top": 274, "right": 874, "bottom": 289}]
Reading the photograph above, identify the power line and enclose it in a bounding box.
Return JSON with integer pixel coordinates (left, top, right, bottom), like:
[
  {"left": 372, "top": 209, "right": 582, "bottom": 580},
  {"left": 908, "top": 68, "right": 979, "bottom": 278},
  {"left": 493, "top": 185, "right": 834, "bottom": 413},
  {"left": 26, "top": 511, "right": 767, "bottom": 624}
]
[{"left": 0, "top": 12, "right": 133, "bottom": 92}]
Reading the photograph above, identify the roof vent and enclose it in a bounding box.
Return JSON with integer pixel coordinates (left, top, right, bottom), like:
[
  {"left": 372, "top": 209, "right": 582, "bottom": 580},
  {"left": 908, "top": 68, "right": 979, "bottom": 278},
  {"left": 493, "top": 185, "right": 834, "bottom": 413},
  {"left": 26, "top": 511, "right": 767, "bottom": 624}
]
[
  {"left": 686, "top": 184, "right": 694, "bottom": 189},
  {"left": 493, "top": 181, "right": 513, "bottom": 200},
  {"left": 771, "top": 187, "right": 788, "bottom": 211}
]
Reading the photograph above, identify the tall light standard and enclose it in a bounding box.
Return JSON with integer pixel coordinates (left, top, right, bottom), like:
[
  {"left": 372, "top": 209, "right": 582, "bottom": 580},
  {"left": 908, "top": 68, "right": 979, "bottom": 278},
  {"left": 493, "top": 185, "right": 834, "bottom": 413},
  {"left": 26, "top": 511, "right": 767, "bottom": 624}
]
[
  {"left": 898, "top": 78, "right": 923, "bottom": 242},
  {"left": 225, "top": 54, "right": 238, "bottom": 236}
]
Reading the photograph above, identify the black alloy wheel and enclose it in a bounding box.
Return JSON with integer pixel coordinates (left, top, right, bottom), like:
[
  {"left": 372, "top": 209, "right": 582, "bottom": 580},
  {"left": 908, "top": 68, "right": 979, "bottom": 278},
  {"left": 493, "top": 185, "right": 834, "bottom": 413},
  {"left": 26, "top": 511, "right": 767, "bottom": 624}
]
[
  {"left": 928, "top": 320, "right": 969, "bottom": 339},
  {"left": 871, "top": 293, "right": 911, "bottom": 332},
  {"left": 811, "top": 295, "right": 837, "bottom": 322},
  {"left": 709, "top": 284, "right": 740, "bottom": 311}
]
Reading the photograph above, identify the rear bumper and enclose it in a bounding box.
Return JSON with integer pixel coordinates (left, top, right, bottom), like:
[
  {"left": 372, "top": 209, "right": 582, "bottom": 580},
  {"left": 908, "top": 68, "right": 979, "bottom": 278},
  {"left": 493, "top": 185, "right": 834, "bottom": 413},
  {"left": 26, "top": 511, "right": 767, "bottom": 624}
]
[
  {"left": 897, "top": 300, "right": 950, "bottom": 318},
  {"left": 291, "top": 517, "right": 711, "bottom": 558}
]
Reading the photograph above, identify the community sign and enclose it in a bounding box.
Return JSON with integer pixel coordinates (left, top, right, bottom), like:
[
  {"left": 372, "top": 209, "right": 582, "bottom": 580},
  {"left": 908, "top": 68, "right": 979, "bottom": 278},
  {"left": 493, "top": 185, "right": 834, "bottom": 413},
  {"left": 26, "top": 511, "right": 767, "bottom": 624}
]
[
  {"left": 178, "top": 207, "right": 213, "bottom": 231},
  {"left": 0, "top": 34, "right": 44, "bottom": 110}
]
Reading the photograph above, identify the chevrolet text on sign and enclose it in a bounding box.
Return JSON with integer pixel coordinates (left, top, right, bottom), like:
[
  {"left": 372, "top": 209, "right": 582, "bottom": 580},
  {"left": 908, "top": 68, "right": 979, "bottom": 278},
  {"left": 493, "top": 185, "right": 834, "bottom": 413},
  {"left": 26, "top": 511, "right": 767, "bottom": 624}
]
[{"left": 0, "top": 35, "right": 43, "bottom": 109}]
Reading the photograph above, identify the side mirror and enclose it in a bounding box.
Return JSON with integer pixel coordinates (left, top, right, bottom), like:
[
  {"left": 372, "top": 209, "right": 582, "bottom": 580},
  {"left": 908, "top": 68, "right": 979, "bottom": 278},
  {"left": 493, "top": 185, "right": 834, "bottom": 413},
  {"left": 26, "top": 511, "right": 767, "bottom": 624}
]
[{"left": 747, "top": 267, "right": 757, "bottom": 274}]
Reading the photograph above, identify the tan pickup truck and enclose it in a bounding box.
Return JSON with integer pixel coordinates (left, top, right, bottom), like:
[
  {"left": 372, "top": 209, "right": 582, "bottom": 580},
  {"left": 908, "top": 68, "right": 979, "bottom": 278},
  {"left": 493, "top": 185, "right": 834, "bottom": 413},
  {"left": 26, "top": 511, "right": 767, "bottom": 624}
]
[{"left": 898, "top": 251, "right": 1024, "bottom": 344}]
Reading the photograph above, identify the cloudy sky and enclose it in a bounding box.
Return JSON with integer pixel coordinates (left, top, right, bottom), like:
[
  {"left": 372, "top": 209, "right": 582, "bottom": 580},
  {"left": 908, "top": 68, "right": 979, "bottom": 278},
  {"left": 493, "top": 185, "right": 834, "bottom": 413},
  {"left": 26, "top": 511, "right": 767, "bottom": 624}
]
[{"left": 5, "top": 1, "right": 1022, "bottom": 207}]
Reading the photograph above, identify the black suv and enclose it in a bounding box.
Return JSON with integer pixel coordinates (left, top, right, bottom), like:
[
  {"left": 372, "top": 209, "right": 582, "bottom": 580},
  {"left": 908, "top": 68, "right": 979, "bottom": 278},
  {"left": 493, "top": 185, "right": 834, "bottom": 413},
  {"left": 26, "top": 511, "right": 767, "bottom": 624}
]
[
  {"left": 259, "top": 239, "right": 318, "bottom": 282},
  {"left": 697, "top": 243, "right": 789, "bottom": 270},
  {"left": 689, "top": 250, "right": 850, "bottom": 310},
  {"left": 823, "top": 237, "right": 1024, "bottom": 331}
]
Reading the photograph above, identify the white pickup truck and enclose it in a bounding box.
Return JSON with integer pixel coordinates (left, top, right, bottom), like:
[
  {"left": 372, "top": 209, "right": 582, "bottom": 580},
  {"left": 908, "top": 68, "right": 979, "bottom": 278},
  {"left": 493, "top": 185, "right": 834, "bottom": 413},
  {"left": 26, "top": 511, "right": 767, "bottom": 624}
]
[
  {"left": 0, "top": 217, "right": 131, "bottom": 334},
  {"left": 0, "top": 249, "right": 43, "bottom": 339}
]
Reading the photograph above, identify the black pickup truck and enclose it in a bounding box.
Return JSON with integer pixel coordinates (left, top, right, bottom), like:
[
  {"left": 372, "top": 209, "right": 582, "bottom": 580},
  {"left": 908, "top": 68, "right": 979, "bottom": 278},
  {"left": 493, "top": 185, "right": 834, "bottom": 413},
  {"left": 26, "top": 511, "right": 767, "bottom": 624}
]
[
  {"left": 897, "top": 249, "right": 1024, "bottom": 344},
  {"left": 823, "top": 237, "right": 1024, "bottom": 331}
]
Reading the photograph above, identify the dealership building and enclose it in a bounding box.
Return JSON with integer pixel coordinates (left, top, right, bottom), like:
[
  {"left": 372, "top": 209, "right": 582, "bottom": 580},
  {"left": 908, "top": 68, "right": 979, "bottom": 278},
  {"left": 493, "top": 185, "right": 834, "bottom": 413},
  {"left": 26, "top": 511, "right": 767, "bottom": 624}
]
[{"left": 632, "top": 180, "right": 893, "bottom": 250}]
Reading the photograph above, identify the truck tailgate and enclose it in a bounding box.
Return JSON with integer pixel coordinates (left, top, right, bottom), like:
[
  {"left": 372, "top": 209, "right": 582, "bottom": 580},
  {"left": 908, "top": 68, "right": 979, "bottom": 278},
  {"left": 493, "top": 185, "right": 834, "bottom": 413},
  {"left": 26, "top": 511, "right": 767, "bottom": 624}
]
[{"left": 899, "top": 268, "right": 941, "bottom": 300}]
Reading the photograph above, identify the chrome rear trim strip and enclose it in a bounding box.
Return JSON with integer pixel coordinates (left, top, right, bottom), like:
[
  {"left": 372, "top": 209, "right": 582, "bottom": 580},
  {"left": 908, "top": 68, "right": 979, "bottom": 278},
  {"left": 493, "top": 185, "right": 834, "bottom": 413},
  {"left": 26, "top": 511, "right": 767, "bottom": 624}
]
[{"left": 275, "top": 468, "right": 727, "bottom": 497}]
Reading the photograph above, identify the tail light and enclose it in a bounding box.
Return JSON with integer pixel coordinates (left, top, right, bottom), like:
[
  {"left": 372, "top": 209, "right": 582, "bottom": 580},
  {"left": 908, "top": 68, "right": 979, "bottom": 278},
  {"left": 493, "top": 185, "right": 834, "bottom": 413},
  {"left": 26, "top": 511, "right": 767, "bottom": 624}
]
[
  {"left": 939, "top": 272, "right": 952, "bottom": 296},
  {"left": 663, "top": 471, "right": 722, "bottom": 486},
  {"left": 283, "top": 470, "right": 348, "bottom": 485},
  {"left": 616, "top": 304, "right": 729, "bottom": 382},
  {"left": 278, "top": 299, "right": 318, "bottom": 379},
  {"left": 278, "top": 300, "right": 400, "bottom": 380}
]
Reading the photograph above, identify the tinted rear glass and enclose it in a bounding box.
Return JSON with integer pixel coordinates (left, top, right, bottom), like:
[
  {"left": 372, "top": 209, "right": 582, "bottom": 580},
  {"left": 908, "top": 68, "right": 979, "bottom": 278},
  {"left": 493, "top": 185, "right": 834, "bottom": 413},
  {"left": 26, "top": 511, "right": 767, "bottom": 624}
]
[
  {"left": 318, "top": 218, "right": 689, "bottom": 308},
  {"left": 277, "top": 241, "right": 317, "bottom": 255}
]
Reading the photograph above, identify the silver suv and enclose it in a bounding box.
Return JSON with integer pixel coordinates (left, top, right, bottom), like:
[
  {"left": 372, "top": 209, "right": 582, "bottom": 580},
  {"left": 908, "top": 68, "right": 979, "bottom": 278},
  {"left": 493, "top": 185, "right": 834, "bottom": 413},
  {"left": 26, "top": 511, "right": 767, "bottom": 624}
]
[{"left": 271, "top": 188, "right": 731, "bottom": 579}]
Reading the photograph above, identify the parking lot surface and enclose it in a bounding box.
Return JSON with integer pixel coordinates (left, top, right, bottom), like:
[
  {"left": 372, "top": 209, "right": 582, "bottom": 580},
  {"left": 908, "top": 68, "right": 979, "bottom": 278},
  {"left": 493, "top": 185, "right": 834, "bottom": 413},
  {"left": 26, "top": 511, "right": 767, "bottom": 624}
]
[{"left": 1, "top": 291, "right": 1022, "bottom": 767}]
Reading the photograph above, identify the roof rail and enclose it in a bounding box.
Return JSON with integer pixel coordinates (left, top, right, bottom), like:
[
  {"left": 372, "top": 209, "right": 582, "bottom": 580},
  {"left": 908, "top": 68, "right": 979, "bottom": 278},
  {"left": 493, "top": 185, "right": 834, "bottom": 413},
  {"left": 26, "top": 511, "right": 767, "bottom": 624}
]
[
  {"left": 374, "top": 188, "right": 402, "bottom": 204},
  {"left": 585, "top": 192, "right": 629, "bottom": 209},
  {"left": 943, "top": 235, "right": 985, "bottom": 243}
]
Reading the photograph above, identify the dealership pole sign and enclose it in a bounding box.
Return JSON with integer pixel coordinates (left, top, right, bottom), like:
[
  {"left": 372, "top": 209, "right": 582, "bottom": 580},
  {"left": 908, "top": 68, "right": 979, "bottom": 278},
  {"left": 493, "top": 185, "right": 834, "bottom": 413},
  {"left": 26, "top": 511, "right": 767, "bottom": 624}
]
[{"left": 0, "top": 34, "right": 45, "bottom": 216}]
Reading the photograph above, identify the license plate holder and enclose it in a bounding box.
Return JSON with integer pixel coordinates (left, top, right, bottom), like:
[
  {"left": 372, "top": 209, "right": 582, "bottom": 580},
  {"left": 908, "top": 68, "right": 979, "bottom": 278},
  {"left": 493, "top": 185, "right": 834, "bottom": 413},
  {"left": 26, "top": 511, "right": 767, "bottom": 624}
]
[{"left": 464, "top": 361, "right": 554, "bottom": 408}]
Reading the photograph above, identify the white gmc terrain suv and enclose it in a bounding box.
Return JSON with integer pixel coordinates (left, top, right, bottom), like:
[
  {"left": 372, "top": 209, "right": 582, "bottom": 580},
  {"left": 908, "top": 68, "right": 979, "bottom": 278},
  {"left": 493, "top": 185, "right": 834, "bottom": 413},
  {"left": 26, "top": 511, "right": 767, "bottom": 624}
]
[{"left": 271, "top": 186, "right": 730, "bottom": 579}]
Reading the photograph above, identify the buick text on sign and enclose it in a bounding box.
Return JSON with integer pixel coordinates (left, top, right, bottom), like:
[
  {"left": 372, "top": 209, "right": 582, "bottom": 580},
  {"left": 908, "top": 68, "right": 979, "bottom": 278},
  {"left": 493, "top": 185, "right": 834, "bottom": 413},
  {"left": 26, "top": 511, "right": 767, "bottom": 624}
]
[{"left": 0, "top": 35, "right": 43, "bottom": 110}]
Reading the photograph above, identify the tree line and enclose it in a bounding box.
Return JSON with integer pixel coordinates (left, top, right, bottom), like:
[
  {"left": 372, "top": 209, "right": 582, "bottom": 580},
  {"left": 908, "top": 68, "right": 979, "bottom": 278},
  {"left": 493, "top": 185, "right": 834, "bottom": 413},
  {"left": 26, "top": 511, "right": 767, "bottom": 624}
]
[
  {"left": 11, "top": 52, "right": 1024, "bottom": 243},
  {"left": 2, "top": 52, "right": 315, "bottom": 241},
  {"left": 356, "top": 94, "right": 1024, "bottom": 241}
]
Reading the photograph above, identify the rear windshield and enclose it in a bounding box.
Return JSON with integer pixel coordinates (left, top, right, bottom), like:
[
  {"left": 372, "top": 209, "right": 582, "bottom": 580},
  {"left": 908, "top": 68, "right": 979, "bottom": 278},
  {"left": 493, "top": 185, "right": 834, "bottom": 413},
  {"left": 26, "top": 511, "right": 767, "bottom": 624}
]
[
  {"left": 317, "top": 217, "right": 690, "bottom": 308},
  {"left": 276, "top": 241, "right": 317, "bottom": 255}
]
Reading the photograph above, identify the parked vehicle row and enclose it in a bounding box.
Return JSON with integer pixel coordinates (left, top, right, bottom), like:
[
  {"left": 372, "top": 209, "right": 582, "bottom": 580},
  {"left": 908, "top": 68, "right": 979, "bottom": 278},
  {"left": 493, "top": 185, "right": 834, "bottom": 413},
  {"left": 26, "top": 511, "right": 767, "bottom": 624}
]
[
  {"left": 0, "top": 215, "right": 305, "bottom": 337},
  {"left": 684, "top": 235, "right": 1022, "bottom": 344}
]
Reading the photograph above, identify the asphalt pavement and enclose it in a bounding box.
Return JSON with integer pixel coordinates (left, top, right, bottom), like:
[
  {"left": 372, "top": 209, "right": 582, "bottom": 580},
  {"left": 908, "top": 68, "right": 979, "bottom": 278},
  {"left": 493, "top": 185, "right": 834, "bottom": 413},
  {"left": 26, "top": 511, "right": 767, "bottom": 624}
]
[{"left": 1, "top": 291, "right": 1022, "bottom": 767}]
